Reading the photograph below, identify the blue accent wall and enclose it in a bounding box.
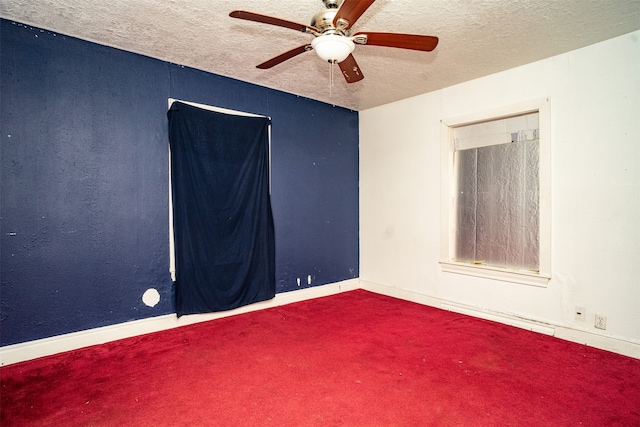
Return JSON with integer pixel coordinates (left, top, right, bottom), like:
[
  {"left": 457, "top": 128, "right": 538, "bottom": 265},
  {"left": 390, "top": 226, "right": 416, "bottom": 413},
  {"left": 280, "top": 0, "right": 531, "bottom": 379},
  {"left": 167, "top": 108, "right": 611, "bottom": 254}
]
[{"left": 0, "top": 20, "right": 359, "bottom": 346}]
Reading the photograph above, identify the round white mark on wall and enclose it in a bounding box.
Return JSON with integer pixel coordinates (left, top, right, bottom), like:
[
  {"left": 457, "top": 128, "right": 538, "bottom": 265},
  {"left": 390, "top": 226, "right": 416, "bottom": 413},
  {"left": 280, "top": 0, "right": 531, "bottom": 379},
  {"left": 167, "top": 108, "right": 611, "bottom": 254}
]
[{"left": 142, "top": 288, "right": 160, "bottom": 307}]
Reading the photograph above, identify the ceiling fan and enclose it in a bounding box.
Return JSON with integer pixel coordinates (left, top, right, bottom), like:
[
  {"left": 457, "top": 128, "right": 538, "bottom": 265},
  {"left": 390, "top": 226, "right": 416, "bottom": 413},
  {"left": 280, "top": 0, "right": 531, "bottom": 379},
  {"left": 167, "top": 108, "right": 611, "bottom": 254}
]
[{"left": 229, "top": 0, "right": 438, "bottom": 84}]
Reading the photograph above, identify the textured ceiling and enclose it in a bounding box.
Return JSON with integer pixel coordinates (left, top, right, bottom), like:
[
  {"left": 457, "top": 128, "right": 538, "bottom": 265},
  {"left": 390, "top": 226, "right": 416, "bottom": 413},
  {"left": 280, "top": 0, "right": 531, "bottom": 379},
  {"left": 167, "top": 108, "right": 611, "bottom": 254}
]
[{"left": 2, "top": 0, "right": 639, "bottom": 111}]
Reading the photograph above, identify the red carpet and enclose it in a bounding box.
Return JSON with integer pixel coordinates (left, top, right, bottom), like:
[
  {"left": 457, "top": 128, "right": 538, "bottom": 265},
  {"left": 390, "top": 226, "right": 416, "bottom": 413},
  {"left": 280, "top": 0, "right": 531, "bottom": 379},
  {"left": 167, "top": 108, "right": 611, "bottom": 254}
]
[{"left": 2, "top": 290, "right": 639, "bottom": 426}]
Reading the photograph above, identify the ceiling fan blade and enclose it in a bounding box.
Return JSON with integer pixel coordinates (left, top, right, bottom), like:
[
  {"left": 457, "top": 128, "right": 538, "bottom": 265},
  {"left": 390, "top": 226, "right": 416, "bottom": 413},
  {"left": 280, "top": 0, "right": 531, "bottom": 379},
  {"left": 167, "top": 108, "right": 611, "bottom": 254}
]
[
  {"left": 256, "top": 44, "right": 312, "bottom": 69},
  {"left": 354, "top": 32, "right": 439, "bottom": 52},
  {"left": 333, "top": 0, "right": 376, "bottom": 30},
  {"left": 230, "top": 10, "right": 318, "bottom": 33},
  {"left": 338, "top": 54, "right": 364, "bottom": 83}
]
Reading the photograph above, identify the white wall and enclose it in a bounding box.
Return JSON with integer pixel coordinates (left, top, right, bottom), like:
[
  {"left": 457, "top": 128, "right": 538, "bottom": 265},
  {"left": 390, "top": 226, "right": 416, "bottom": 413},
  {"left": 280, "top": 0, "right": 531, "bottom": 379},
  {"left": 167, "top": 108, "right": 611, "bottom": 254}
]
[{"left": 360, "top": 31, "right": 640, "bottom": 355}]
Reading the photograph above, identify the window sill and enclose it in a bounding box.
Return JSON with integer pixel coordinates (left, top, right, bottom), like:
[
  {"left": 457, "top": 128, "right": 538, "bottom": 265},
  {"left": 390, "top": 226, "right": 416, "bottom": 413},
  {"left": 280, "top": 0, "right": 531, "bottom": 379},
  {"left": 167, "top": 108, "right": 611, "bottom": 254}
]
[{"left": 440, "top": 261, "right": 550, "bottom": 287}]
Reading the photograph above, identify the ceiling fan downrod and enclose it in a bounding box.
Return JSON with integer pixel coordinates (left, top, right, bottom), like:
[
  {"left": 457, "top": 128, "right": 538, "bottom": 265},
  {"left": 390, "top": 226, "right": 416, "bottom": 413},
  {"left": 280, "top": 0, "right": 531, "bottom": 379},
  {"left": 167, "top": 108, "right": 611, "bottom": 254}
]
[{"left": 322, "top": 0, "right": 342, "bottom": 9}]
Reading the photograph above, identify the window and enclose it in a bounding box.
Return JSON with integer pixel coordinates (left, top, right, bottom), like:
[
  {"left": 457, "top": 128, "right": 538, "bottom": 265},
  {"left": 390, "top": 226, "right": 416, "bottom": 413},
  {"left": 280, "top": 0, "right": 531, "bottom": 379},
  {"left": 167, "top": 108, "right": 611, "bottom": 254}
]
[
  {"left": 440, "top": 99, "right": 550, "bottom": 286},
  {"left": 167, "top": 98, "right": 271, "bottom": 283}
]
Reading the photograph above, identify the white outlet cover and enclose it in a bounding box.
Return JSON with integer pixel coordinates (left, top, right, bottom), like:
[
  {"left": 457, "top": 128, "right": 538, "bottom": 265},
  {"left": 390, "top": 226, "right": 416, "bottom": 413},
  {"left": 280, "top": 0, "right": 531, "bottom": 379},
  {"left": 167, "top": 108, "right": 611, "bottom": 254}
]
[{"left": 594, "top": 315, "right": 607, "bottom": 330}]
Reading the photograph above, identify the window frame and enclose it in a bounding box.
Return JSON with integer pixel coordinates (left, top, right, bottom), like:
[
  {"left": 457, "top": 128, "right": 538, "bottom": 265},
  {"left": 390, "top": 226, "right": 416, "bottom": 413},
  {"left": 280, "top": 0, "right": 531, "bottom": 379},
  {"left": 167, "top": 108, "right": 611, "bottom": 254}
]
[{"left": 439, "top": 98, "right": 551, "bottom": 287}]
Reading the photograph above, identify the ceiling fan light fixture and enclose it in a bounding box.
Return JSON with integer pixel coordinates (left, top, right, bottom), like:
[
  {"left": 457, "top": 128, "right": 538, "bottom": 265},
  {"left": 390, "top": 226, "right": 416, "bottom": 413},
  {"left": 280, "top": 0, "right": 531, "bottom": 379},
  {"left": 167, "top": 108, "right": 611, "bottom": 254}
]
[{"left": 311, "top": 34, "right": 355, "bottom": 63}]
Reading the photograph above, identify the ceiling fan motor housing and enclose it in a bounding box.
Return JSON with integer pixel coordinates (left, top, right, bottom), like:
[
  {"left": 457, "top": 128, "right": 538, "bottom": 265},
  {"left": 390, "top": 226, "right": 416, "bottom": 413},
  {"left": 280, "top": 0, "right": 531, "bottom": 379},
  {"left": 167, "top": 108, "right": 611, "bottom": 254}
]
[{"left": 312, "top": 2, "right": 349, "bottom": 36}]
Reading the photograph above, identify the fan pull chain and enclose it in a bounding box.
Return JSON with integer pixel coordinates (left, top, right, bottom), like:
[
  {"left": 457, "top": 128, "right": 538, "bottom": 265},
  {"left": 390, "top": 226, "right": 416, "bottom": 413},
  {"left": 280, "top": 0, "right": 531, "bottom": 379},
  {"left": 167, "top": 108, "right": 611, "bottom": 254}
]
[{"left": 329, "top": 60, "right": 335, "bottom": 97}]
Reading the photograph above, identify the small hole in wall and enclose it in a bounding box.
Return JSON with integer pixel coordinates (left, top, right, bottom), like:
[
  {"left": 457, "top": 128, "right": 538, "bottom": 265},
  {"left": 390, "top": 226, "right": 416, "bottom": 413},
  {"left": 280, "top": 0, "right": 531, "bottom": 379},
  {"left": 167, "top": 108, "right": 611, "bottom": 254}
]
[{"left": 142, "top": 288, "right": 160, "bottom": 307}]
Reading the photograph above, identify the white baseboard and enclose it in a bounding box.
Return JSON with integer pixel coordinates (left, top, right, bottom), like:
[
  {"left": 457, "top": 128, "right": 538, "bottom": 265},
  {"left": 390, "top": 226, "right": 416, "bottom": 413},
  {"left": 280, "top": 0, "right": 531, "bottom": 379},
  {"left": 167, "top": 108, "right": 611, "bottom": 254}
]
[
  {"left": 554, "top": 327, "right": 640, "bottom": 359},
  {"left": 360, "top": 280, "right": 640, "bottom": 359},
  {"left": 3, "top": 278, "right": 637, "bottom": 366},
  {"left": 0, "top": 279, "right": 359, "bottom": 366}
]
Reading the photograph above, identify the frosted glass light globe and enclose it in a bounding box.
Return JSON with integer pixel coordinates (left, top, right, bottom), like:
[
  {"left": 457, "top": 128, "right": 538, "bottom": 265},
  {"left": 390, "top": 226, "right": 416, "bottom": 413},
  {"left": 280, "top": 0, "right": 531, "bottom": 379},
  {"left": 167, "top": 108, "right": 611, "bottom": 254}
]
[{"left": 311, "top": 34, "right": 355, "bottom": 63}]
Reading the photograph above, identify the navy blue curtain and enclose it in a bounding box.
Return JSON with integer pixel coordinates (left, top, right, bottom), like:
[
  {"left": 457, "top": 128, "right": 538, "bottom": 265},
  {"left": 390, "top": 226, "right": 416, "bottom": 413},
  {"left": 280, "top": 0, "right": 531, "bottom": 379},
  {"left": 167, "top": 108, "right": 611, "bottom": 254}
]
[{"left": 168, "top": 102, "right": 275, "bottom": 316}]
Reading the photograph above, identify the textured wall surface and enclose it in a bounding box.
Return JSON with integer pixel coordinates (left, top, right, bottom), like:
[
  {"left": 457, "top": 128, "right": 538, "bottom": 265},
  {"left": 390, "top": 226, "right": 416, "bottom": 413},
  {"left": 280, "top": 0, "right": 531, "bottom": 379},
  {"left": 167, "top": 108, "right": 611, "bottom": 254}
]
[{"left": 0, "top": 20, "right": 359, "bottom": 346}]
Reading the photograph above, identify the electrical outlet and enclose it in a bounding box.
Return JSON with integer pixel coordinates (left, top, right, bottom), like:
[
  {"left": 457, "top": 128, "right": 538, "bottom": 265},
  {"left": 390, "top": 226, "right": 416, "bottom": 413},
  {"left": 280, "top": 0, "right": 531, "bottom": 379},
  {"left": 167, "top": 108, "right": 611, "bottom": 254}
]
[
  {"left": 594, "top": 314, "right": 607, "bottom": 330},
  {"left": 575, "top": 306, "right": 585, "bottom": 321}
]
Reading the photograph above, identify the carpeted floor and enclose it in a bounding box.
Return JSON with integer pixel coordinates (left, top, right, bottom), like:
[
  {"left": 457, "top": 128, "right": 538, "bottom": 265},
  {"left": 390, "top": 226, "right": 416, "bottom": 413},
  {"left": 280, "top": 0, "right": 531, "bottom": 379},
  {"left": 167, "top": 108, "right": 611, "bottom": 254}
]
[{"left": 2, "top": 290, "right": 639, "bottom": 426}]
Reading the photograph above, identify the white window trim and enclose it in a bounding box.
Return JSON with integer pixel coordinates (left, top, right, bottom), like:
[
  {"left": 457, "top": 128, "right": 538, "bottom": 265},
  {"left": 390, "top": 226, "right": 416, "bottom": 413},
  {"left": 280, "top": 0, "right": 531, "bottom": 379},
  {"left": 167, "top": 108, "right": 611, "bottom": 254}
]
[
  {"left": 167, "top": 99, "right": 271, "bottom": 282},
  {"left": 439, "top": 98, "right": 551, "bottom": 287}
]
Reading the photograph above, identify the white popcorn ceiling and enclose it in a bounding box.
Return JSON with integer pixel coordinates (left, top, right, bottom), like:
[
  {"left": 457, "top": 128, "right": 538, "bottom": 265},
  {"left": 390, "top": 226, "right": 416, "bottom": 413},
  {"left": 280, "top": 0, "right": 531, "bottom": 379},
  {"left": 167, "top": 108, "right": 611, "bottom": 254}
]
[{"left": 2, "top": 0, "right": 639, "bottom": 111}]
